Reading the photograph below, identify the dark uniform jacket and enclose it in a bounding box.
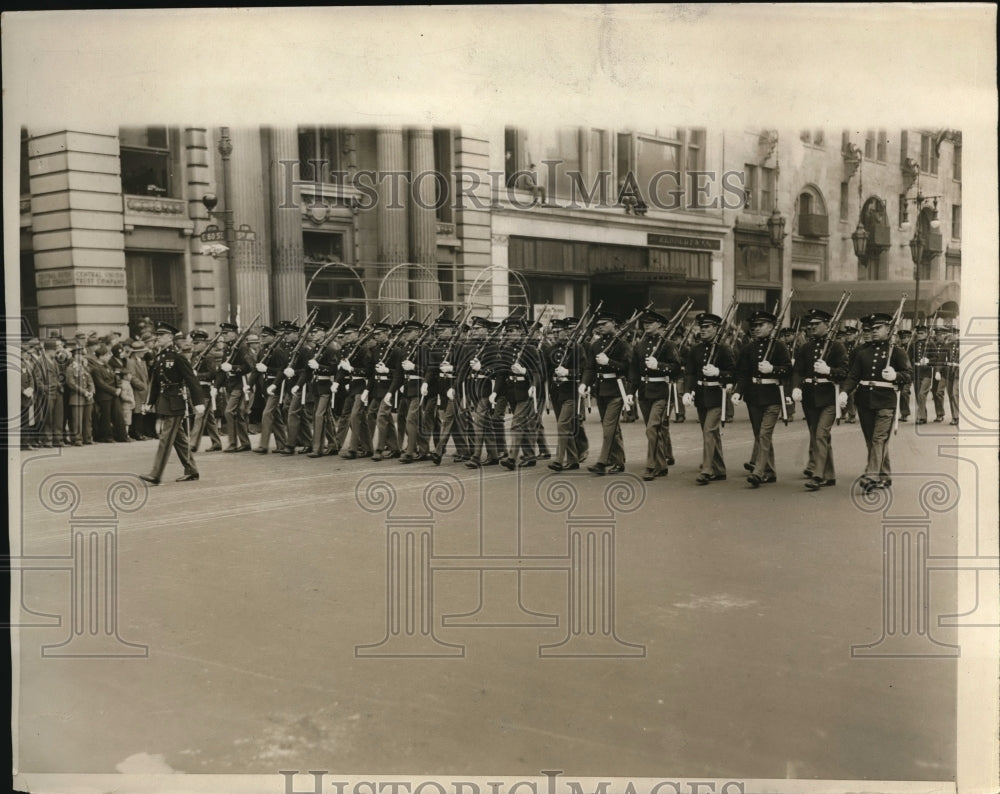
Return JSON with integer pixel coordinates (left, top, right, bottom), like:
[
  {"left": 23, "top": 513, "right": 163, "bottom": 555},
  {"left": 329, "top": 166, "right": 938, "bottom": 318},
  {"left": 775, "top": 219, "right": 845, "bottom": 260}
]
[
  {"left": 397, "top": 339, "right": 432, "bottom": 399},
  {"left": 370, "top": 340, "right": 402, "bottom": 398},
  {"left": 458, "top": 337, "right": 499, "bottom": 401},
  {"left": 502, "top": 340, "right": 543, "bottom": 405},
  {"left": 334, "top": 340, "right": 373, "bottom": 393},
  {"left": 583, "top": 335, "right": 631, "bottom": 398},
  {"left": 547, "top": 340, "right": 587, "bottom": 403},
  {"left": 629, "top": 334, "right": 682, "bottom": 400},
  {"left": 216, "top": 341, "right": 255, "bottom": 391},
  {"left": 734, "top": 337, "right": 792, "bottom": 406},
  {"left": 249, "top": 340, "right": 291, "bottom": 392},
  {"left": 148, "top": 346, "right": 202, "bottom": 416},
  {"left": 684, "top": 339, "right": 735, "bottom": 410},
  {"left": 841, "top": 340, "right": 912, "bottom": 411},
  {"left": 792, "top": 335, "right": 849, "bottom": 408}
]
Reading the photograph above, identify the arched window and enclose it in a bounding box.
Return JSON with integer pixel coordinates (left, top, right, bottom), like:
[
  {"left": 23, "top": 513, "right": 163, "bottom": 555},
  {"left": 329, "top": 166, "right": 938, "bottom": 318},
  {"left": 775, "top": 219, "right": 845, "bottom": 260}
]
[{"left": 797, "top": 186, "right": 829, "bottom": 237}]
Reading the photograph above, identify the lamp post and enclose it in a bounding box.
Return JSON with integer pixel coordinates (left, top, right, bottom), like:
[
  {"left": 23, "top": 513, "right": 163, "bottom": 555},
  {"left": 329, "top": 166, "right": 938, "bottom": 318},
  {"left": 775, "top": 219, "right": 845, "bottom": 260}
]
[
  {"left": 200, "top": 127, "right": 256, "bottom": 324},
  {"left": 903, "top": 188, "right": 941, "bottom": 324}
]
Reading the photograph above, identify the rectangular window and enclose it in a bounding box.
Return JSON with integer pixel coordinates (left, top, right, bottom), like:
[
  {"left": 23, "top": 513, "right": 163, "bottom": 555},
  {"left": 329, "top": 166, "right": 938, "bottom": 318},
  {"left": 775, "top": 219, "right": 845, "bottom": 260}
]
[
  {"left": 543, "top": 127, "right": 582, "bottom": 199},
  {"left": 898, "top": 194, "right": 909, "bottom": 227},
  {"left": 759, "top": 166, "right": 776, "bottom": 213},
  {"left": 876, "top": 129, "right": 888, "bottom": 161},
  {"left": 945, "top": 254, "right": 960, "bottom": 281},
  {"left": 433, "top": 128, "right": 454, "bottom": 224},
  {"left": 743, "top": 164, "right": 758, "bottom": 210},
  {"left": 504, "top": 127, "right": 528, "bottom": 188},
  {"left": 616, "top": 128, "right": 706, "bottom": 209},
  {"left": 951, "top": 205, "right": 961, "bottom": 240},
  {"left": 953, "top": 142, "right": 962, "bottom": 181},
  {"left": 120, "top": 126, "right": 173, "bottom": 197},
  {"left": 840, "top": 182, "right": 849, "bottom": 221},
  {"left": 126, "top": 252, "right": 176, "bottom": 305},
  {"left": 920, "top": 133, "right": 939, "bottom": 174},
  {"left": 864, "top": 130, "right": 875, "bottom": 160},
  {"left": 298, "top": 127, "right": 342, "bottom": 183},
  {"left": 20, "top": 128, "right": 30, "bottom": 195}
]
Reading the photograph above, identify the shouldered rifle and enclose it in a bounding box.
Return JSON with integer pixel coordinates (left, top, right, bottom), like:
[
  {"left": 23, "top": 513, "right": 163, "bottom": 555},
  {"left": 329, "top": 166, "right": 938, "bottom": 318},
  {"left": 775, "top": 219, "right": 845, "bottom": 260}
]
[
  {"left": 191, "top": 329, "right": 224, "bottom": 370},
  {"left": 223, "top": 313, "right": 261, "bottom": 366},
  {"left": 818, "top": 291, "right": 852, "bottom": 360},
  {"left": 343, "top": 314, "right": 390, "bottom": 363},
  {"left": 315, "top": 311, "right": 360, "bottom": 353},
  {"left": 472, "top": 317, "right": 506, "bottom": 361},
  {"left": 707, "top": 300, "right": 739, "bottom": 365},
  {"left": 650, "top": 298, "right": 694, "bottom": 359},
  {"left": 888, "top": 294, "right": 908, "bottom": 434},
  {"left": 762, "top": 290, "right": 795, "bottom": 360},
  {"left": 598, "top": 301, "right": 654, "bottom": 355},
  {"left": 258, "top": 312, "right": 306, "bottom": 370},
  {"left": 376, "top": 313, "right": 416, "bottom": 366},
  {"left": 401, "top": 311, "right": 437, "bottom": 361},
  {"left": 287, "top": 310, "right": 330, "bottom": 366},
  {"left": 440, "top": 306, "right": 473, "bottom": 364},
  {"left": 557, "top": 299, "right": 602, "bottom": 367}
]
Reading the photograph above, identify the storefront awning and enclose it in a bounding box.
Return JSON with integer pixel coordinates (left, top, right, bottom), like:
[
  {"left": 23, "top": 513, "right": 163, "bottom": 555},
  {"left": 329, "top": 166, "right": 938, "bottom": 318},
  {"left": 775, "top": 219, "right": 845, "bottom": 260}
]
[{"left": 790, "top": 280, "right": 960, "bottom": 320}]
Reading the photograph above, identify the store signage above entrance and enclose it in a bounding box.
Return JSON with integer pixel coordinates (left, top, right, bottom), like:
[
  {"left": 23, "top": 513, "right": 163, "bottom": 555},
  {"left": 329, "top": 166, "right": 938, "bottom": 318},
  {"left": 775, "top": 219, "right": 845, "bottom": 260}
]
[{"left": 647, "top": 233, "right": 721, "bottom": 252}]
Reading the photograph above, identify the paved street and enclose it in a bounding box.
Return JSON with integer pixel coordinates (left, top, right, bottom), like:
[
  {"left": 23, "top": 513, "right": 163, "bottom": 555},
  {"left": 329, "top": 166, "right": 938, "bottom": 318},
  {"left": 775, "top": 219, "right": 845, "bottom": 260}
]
[{"left": 12, "top": 409, "right": 961, "bottom": 782}]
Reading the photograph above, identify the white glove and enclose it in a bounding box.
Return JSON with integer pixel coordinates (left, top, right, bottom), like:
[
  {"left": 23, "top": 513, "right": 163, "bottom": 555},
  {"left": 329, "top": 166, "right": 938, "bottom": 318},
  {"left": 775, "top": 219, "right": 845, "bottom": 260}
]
[
  {"left": 331, "top": 382, "right": 339, "bottom": 393},
  {"left": 375, "top": 362, "right": 390, "bottom": 374},
  {"left": 882, "top": 366, "right": 897, "bottom": 382},
  {"left": 470, "top": 358, "right": 482, "bottom": 372},
  {"left": 439, "top": 361, "right": 453, "bottom": 374},
  {"left": 702, "top": 364, "right": 720, "bottom": 377},
  {"left": 682, "top": 391, "right": 694, "bottom": 407},
  {"left": 791, "top": 387, "right": 803, "bottom": 402},
  {"left": 838, "top": 391, "right": 849, "bottom": 409},
  {"left": 210, "top": 387, "right": 218, "bottom": 398},
  {"left": 577, "top": 383, "right": 588, "bottom": 397},
  {"left": 919, "top": 357, "right": 929, "bottom": 366},
  {"left": 266, "top": 384, "right": 277, "bottom": 396},
  {"left": 934, "top": 371, "right": 941, "bottom": 382},
  {"left": 402, "top": 359, "right": 416, "bottom": 372},
  {"left": 624, "top": 394, "right": 635, "bottom": 409},
  {"left": 284, "top": 366, "right": 295, "bottom": 378},
  {"left": 383, "top": 393, "right": 393, "bottom": 406},
  {"left": 730, "top": 392, "right": 743, "bottom": 406},
  {"left": 220, "top": 361, "right": 233, "bottom": 373},
  {"left": 758, "top": 360, "right": 774, "bottom": 374},
  {"left": 555, "top": 365, "right": 569, "bottom": 378},
  {"left": 645, "top": 356, "right": 658, "bottom": 369},
  {"left": 194, "top": 403, "right": 206, "bottom": 416},
  {"left": 511, "top": 362, "right": 526, "bottom": 375},
  {"left": 813, "top": 359, "right": 831, "bottom": 375},
  {"left": 360, "top": 389, "right": 369, "bottom": 406},
  {"left": 339, "top": 359, "right": 353, "bottom": 372},
  {"left": 488, "top": 392, "right": 497, "bottom": 408},
  {"left": 23, "top": 386, "right": 34, "bottom": 397},
  {"left": 528, "top": 385, "right": 536, "bottom": 398},
  {"left": 307, "top": 358, "right": 319, "bottom": 370},
  {"left": 291, "top": 385, "right": 300, "bottom": 395},
  {"left": 446, "top": 387, "right": 456, "bottom": 401},
  {"left": 255, "top": 362, "right": 267, "bottom": 373},
  {"left": 595, "top": 352, "right": 610, "bottom": 366},
  {"left": 420, "top": 382, "right": 429, "bottom": 397}
]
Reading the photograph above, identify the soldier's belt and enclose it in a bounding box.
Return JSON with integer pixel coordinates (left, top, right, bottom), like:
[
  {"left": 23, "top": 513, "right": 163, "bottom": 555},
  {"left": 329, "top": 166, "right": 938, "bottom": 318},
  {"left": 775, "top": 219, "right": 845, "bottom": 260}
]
[
  {"left": 860, "top": 380, "right": 895, "bottom": 389},
  {"left": 470, "top": 373, "right": 489, "bottom": 379},
  {"left": 350, "top": 376, "right": 366, "bottom": 381},
  {"left": 405, "top": 374, "right": 422, "bottom": 380},
  {"left": 804, "top": 377, "right": 831, "bottom": 384},
  {"left": 642, "top": 376, "right": 669, "bottom": 383},
  {"left": 600, "top": 373, "right": 619, "bottom": 379},
  {"left": 696, "top": 380, "right": 720, "bottom": 386},
  {"left": 199, "top": 381, "right": 212, "bottom": 387},
  {"left": 375, "top": 375, "right": 391, "bottom": 381},
  {"left": 315, "top": 375, "right": 333, "bottom": 382},
  {"left": 512, "top": 376, "right": 529, "bottom": 382},
  {"left": 751, "top": 377, "right": 781, "bottom": 385}
]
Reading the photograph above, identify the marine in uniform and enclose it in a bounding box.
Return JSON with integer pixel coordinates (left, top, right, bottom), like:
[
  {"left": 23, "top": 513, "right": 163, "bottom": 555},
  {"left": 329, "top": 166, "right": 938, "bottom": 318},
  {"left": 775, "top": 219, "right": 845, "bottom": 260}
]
[
  {"left": 334, "top": 323, "right": 374, "bottom": 459},
  {"left": 942, "top": 325, "right": 960, "bottom": 424},
  {"left": 216, "top": 322, "right": 254, "bottom": 452},
  {"left": 499, "top": 317, "right": 544, "bottom": 469},
  {"left": 304, "top": 323, "right": 344, "bottom": 457},
  {"left": 630, "top": 310, "right": 682, "bottom": 481},
  {"left": 189, "top": 329, "right": 224, "bottom": 452},
  {"left": 546, "top": 318, "right": 588, "bottom": 472},
  {"left": 139, "top": 322, "right": 205, "bottom": 485},
  {"left": 463, "top": 317, "right": 503, "bottom": 467},
  {"left": 895, "top": 328, "right": 913, "bottom": 421},
  {"left": 792, "top": 309, "right": 849, "bottom": 490},
  {"left": 367, "top": 322, "right": 402, "bottom": 460},
  {"left": 397, "top": 321, "right": 432, "bottom": 463},
  {"left": 583, "top": 312, "right": 631, "bottom": 475},
  {"left": 281, "top": 321, "right": 325, "bottom": 454},
  {"left": 841, "top": 325, "right": 860, "bottom": 422},
  {"left": 251, "top": 324, "right": 293, "bottom": 453},
  {"left": 731, "top": 310, "right": 793, "bottom": 487},
  {"left": 426, "top": 319, "right": 470, "bottom": 464},
  {"left": 910, "top": 324, "right": 934, "bottom": 424},
  {"left": 839, "top": 313, "right": 912, "bottom": 492},
  {"left": 682, "top": 313, "right": 735, "bottom": 485}
]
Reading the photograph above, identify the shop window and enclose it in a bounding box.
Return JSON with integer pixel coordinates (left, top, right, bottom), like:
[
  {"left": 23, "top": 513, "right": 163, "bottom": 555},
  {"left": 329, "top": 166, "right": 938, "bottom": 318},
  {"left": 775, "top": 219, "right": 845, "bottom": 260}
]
[{"left": 120, "top": 126, "right": 174, "bottom": 197}]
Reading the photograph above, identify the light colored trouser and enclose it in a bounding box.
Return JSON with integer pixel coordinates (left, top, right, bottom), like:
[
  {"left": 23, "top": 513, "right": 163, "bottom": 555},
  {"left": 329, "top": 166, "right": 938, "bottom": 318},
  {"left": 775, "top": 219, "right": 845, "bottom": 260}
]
[
  {"left": 434, "top": 395, "right": 469, "bottom": 457},
  {"left": 468, "top": 395, "right": 501, "bottom": 461},
  {"left": 370, "top": 394, "right": 400, "bottom": 453},
  {"left": 258, "top": 391, "right": 287, "bottom": 451},
  {"left": 696, "top": 405, "right": 725, "bottom": 476},
  {"left": 859, "top": 407, "right": 894, "bottom": 480},
  {"left": 804, "top": 402, "right": 836, "bottom": 481},
  {"left": 595, "top": 395, "right": 625, "bottom": 466},
  {"left": 553, "top": 394, "right": 581, "bottom": 465},
  {"left": 747, "top": 403, "right": 780, "bottom": 478},
  {"left": 149, "top": 413, "right": 198, "bottom": 480},
  {"left": 916, "top": 371, "right": 945, "bottom": 421},
  {"left": 224, "top": 388, "right": 250, "bottom": 447},
  {"left": 639, "top": 397, "right": 672, "bottom": 471},
  {"left": 507, "top": 397, "right": 537, "bottom": 461}
]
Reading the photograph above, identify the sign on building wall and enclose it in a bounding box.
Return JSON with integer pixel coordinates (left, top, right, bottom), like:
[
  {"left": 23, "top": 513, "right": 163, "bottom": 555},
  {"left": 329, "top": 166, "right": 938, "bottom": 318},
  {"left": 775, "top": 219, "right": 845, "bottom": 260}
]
[
  {"left": 534, "top": 304, "right": 566, "bottom": 323},
  {"left": 35, "top": 269, "right": 127, "bottom": 289}
]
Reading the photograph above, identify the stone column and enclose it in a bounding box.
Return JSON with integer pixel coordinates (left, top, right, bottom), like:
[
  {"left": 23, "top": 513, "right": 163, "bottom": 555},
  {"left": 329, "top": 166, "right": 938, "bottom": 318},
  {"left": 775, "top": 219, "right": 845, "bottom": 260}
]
[
  {"left": 184, "top": 127, "right": 221, "bottom": 329},
  {"left": 28, "top": 129, "right": 129, "bottom": 336},
  {"left": 226, "top": 127, "right": 271, "bottom": 326},
  {"left": 408, "top": 127, "right": 439, "bottom": 307},
  {"left": 268, "top": 127, "right": 307, "bottom": 322},
  {"left": 376, "top": 128, "right": 409, "bottom": 321}
]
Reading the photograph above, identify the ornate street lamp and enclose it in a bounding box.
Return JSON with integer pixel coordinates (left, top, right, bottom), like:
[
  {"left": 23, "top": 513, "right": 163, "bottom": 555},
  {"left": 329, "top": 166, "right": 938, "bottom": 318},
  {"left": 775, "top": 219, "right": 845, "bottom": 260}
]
[
  {"left": 766, "top": 207, "right": 786, "bottom": 247},
  {"left": 851, "top": 222, "right": 869, "bottom": 259}
]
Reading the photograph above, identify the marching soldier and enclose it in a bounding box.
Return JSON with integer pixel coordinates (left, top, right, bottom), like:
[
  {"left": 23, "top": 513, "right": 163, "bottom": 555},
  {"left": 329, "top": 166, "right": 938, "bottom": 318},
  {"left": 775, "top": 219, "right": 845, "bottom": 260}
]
[
  {"left": 397, "top": 320, "right": 432, "bottom": 463},
  {"left": 928, "top": 325, "right": 949, "bottom": 423},
  {"left": 792, "top": 309, "right": 849, "bottom": 491},
  {"left": 841, "top": 324, "right": 860, "bottom": 422},
  {"left": 630, "top": 310, "right": 682, "bottom": 481},
  {"left": 895, "top": 328, "right": 913, "bottom": 422},
  {"left": 216, "top": 322, "right": 254, "bottom": 452},
  {"left": 368, "top": 322, "right": 402, "bottom": 460},
  {"left": 683, "top": 313, "right": 735, "bottom": 485},
  {"left": 463, "top": 317, "right": 504, "bottom": 467},
  {"left": 138, "top": 322, "right": 205, "bottom": 485},
  {"left": 731, "top": 310, "right": 793, "bottom": 488},
  {"left": 304, "top": 323, "right": 343, "bottom": 458},
  {"left": 189, "top": 329, "right": 224, "bottom": 452},
  {"left": 334, "top": 322, "right": 374, "bottom": 459},
  {"left": 252, "top": 324, "right": 293, "bottom": 453},
  {"left": 427, "top": 319, "right": 470, "bottom": 465},
  {"left": 499, "top": 317, "right": 544, "bottom": 469},
  {"left": 583, "top": 312, "right": 631, "bottom": 475},
  {"left": 545, "top": 318, "right": 588, "bottom": 471},
  {"left": 280, "top": 321, "right": 325, "bottom": 455},
  {"left": 839, "top": 313, "right": 912, "bottom": 493},
  {"left": 779, "top": 326, "right": 798, "bottom": 420},
  {"left": 911, "top": 324, "right": 936, "bottom": 424},
  {"left": 943, "top": 324, "right": 960, "bottom": 425}
]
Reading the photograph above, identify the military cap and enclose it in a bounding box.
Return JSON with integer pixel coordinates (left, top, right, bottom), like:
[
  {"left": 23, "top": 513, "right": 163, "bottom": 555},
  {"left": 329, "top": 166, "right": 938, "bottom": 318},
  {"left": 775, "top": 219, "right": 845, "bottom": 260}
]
[
  {"left": 804, "top": 309, "right": 833, "bottom": 324},
  {"left": 898, "top": 329, "right": 913, "bottom": 338},
  {"left": 339, "top": 323, "right": 360, "bottom": 333},
  {"left": 245, "top": 334, "right": 261, "bottom": 344},
  {"left": 398, "top": 319, "right": 425, "bottom": 330},
  {"left": 779, "top": 326, "right": 796, "bottom": 335},
  {"left": 219, "top": 321, "right": 238, "bottom": 332},
  {"left": 642, "top": 310, "right": 670, "bottom": 325},
  {"left": 189, "top": 329, "right": 210, "bottom": 341},
  {"left": 260, "top": 325, "right": 277, "bottom": 337},
  {"left": 469, "top": 315, "right": 493, "bottom": 328},
  {"left": 914, "top": 324, "right": 929, "bottom": 331},
  {"left": 548, "top": 317, "right": 567, "bottom": 329},
  {"left": 311, "top": 321, "right": 330, "bottom": 332},
  {"left": 843, "top": 325, "right": 859, "bottom": 334},
  {"left": 561, "top": 316, "right": 579, "bottom": 327},
  {"left": 372, "top": 322, "right": 393, "bottom": 332},
  {"left": 696, "top": 313, "right": 723, "bottom": 327},
  {"left": 933, "top": 324, "right": 950, "bottom": 333},
  {"left": 500, "top": 316, "right": 527, "bottom": 329},
  {"left": 593, "top": 311, "right": 619, "bottom": 324},
  {"left": 865, "top": 312, "right": 894, "bottom": 326},
  {"left": 434, "top": 318, "right": 458, "bottom": 328},
  {"left": 154, "top": 322, "right": 180, "bottom": 336},
  {"left": 747, "top": 310, "right": 778, "bottom": 325}
]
